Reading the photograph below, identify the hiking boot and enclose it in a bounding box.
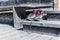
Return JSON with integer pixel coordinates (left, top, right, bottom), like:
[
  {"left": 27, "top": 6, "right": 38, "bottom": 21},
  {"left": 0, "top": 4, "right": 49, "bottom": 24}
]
[{"left": 34, "top": 10, "right": 46, "bottom": 21}]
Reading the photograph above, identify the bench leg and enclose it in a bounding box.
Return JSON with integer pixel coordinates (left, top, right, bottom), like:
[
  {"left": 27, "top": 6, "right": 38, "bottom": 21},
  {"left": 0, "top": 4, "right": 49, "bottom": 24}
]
[{"left": 13, "top": 7, "right": 23, "bottom": 29}]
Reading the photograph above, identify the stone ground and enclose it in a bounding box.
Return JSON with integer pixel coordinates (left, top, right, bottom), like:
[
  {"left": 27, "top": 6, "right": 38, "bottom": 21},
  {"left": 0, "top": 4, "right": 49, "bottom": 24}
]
[{"left": 0, "top": 24, "right": 60, "bottom": 40}]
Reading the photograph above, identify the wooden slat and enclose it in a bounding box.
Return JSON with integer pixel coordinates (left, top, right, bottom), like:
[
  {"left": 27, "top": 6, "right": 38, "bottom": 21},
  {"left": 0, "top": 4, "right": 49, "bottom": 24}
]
[
  {"left": 22, "top": 20, "right": 60, "bottom": 28},
  {"left": 0, "top": 11, "right": 13, "bottom": 13},
  {"left": 0, "top": 4, "right": 52, "bottom": 8}
]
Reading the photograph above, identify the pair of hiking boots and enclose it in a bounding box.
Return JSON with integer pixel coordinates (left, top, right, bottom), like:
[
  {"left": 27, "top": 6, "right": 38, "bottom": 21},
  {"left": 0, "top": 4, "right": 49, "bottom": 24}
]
[{"left": 26, "top": 10, "right": 47, "bottom": 21}]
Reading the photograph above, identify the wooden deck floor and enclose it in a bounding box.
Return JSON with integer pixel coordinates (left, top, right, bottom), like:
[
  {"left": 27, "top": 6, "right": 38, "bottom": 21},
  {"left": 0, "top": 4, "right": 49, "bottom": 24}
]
[{"left": 0, "top": 24, "right": 59, "bottom": 40}]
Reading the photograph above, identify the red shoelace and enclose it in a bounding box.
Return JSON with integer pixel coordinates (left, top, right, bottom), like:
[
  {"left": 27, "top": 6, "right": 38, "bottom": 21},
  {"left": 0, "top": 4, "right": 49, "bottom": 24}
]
[{"left": 33, "top": 10, "right": 44, "bottom": 16}]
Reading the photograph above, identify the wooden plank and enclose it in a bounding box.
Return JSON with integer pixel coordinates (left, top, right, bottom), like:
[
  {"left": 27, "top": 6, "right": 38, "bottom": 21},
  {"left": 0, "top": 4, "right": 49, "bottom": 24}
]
[
  {"left": 22, "top": 20, "right": 60, "bottom": 28},
  {"left": 0, "top": 3, "right": 52, "bottom": 8},
  {"left": 0, "top": 11, "right": 13, "bottom": 13}
]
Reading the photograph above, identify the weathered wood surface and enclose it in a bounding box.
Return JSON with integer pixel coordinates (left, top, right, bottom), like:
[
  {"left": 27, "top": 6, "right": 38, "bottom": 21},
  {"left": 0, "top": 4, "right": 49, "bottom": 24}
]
[{"left": 0, "top": 24, "right": 60, "bottom": 40}]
